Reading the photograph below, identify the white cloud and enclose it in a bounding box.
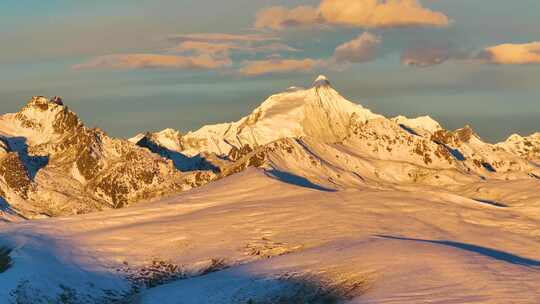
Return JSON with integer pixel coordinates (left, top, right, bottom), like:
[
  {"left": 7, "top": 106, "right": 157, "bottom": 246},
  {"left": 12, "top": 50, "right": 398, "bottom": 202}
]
[
  {"left": 73, "top": 53, "right": 231, "bottom": 70},
  {"left": 255, "top": 0, "right": 450, "bottom": 30},
  {"left": 479, "top": 42, "right": 540, "bottom": 65},
  {"left": 239, "top": 58, "right": 323, "bottom": 76}
]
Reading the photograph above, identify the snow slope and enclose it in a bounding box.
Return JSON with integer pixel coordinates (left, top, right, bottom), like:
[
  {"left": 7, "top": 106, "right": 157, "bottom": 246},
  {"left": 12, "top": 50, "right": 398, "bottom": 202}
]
[{"left": 0, "top": 169, "right": 538, "bottom": 303}]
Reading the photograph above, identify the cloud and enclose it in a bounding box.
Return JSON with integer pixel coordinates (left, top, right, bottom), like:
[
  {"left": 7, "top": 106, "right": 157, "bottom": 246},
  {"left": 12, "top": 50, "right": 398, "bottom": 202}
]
[
  {"left": 401, "top": 42, "right": 469, "bottom": 67},
  {"left": 254, "top": 6, "right": 323, "bottom": 30},
  {"left": 320, "top": 0, "right": 450, "bottom": 28},
  {"left": 166, "top": 33, "right": 279, "bottom": 43},
  {"left": 168, "top": 41, "right": 299, "bottom": 56},
  {"left": 75, "top": 32, "right": 299, "bottom": 71},
  {"left": 478, "top": 42, "right": 540, "bottom": 65},
  {"left": 73, "top": 53, "right": 231, "bottom": 70},
  {"left": 239, "top": 58, "right": 323, "bottom": 76},
  {"left": 255, "top": 0, "right": 450, "bottom": 30},
  {"left": 165, "top": 32, "right": 299, "bottom": 65},
  {"left": 333, "top": 32, "right": 381, "bottom": 63},
  {"left": 237, "top": 33, "right": 382, "bottom": 76}
]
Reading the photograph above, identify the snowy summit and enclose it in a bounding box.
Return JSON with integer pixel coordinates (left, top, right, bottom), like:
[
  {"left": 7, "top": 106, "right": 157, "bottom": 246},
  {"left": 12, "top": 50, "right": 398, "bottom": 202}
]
[{"left": 313, "top": 74, "right": 331, "bottom": 87}]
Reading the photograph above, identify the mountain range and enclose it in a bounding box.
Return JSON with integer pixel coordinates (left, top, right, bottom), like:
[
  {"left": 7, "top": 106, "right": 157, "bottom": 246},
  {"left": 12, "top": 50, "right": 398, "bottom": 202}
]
[
  {"left": 1, "top": 76, "right": 540, "bottom": 303},
  {"left": 1, "top": 76, "right": 539, "bottom": 220}
]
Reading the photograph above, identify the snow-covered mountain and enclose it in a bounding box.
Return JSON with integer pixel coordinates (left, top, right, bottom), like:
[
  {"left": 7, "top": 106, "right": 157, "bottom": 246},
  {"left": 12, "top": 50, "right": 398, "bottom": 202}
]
[
  {"left": 133, "top": 75, "right": 382, "bottom": 157},
  {"left": 2, "top": 76, "right": 540, "bottom": 219},
  {"left": 0, "top": 97, "right": 215, "bottom": 219},
  {"left": 497, "top": 133, "right": 540, "bottom": 163},
  {"left": 137, "top": 75, "right": 540, "bottom": 189}
]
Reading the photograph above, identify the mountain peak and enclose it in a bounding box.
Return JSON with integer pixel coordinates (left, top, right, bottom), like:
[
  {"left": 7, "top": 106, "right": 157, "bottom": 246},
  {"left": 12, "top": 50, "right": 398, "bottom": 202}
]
[
  {"left": 313, "top": 75, "right": 331, "bottom": 87},
  {"left": 6, "top": 96, "right": 86, "bottom": 145},
  {"left": 26, "top": 96, "right": 65, "bottom": 109}
]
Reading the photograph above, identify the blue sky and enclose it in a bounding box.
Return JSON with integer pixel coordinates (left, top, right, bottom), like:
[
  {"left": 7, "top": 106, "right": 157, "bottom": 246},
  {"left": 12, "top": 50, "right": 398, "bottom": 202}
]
[{"left": 1, "top": 0, "right": 539, "bottom": 142}]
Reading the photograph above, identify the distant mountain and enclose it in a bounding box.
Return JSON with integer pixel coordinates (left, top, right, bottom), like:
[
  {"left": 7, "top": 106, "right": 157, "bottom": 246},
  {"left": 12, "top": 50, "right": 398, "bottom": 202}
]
[
  {"left": 0, "top": 97, "right": 215, "bottom": 219},
  {"left": 497, "top": 133, "right": 540, "bottom": 164}
]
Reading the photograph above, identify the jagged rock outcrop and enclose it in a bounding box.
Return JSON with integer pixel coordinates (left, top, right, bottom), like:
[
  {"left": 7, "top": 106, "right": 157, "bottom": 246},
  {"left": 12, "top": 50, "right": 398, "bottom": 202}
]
[{"left": 0, "top": 97, "right": 216, "bottom": 218}]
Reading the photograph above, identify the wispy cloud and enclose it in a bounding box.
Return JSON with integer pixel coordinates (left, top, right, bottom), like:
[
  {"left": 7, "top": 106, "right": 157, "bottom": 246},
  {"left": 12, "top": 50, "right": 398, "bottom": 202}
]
[
  {"left": 239, "top": 58, "right": 324, "bottom": 76},
  {"left": 254, "top": 6, "right": 323, "bottom": 30},
  {"left": 75, "top": 32, "right": 298, "bottom": 71},
  {"left": 73, "top": 53, "right": 231, "bottom": 70},
  {"left": 332, "top": 32, "right": 381, "bottom": 64},
  {"left": 165, "top": 33, "right": 279, "bottom": 44},
  {"left": 168, "top": 41, "right": 298, "bottom": 56},
  {"left": 238, "top": 32, "right": 382, "bottom": 76},
  {"left": 255, "top": 0, "right": 450, "bottom": 30},
  {"left": 478, "top": 42, "right": 540, "bottom": 65}
]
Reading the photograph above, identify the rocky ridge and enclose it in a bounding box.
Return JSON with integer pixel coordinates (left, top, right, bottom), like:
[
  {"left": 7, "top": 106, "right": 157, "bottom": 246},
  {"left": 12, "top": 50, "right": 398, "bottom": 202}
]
[{"left": 0, "top": 97, "right": 215, "bottom": 218}]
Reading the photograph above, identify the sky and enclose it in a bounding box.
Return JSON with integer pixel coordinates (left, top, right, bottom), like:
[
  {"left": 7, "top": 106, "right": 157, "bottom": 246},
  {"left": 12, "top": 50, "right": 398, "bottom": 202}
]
[{"left": 1, "top": 0, "right": 539, "bottom": 143}]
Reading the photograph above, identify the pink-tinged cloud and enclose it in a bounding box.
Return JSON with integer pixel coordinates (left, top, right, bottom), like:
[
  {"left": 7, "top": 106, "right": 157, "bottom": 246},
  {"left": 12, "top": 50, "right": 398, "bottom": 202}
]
[
  {"left": 169, "top": 41, "right": 236, "bottom": 56},
  {"left": 333, "top": 32, "right": 381, "bottom": 63},
  {"left": 73, "top": 53, "right": 231, "bottom": 70},
  {"left": 320, "top": 0, "right": 450, "bottom": 28},
  {"left": 255, "top": 0, "right": 450, "bottom": 30},
  {"left": 75, "top": 32, "right": 300, "bottom": 71},
  {"left": 168, "top": 41, "right": 299, "bottom": 56},
  {"left": 479, "top": 42, "right": 540, "bottom": 65},
  {"left": 238, "top": 33, "right": 382, "bottom": 76},
  {"left": 254, "top": 6, "right": 322, "bottom": 30},
  {"left": 239, "top": 58, "right": 323, "bottom": 76},
  {"left": 165, "top": 32, "right": 299, "bottom": 64}
]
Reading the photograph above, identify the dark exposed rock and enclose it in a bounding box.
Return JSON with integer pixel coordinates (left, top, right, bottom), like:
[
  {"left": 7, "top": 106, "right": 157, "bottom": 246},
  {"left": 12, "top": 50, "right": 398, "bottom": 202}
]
[
  {"left": 431, "top": 126, "right": 477, "bottom": 146},
  {"left": 228, "top": 144, "right": 254, "bottom": 161},
  {"left": 50, "top": 96, "right": 64, "bottom": 105},
  {"left": 0, "top": 153, "right": 34, "bottom": 200}
]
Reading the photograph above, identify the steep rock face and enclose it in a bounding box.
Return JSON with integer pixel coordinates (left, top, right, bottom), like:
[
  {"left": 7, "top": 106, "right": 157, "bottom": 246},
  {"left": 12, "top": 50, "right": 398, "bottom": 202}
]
[
  {"left": 0, "top": 97, "right": 216, "bottom": 218},
  {"left": 0, "top": 151, "right": 34, "bottom": 201}
]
